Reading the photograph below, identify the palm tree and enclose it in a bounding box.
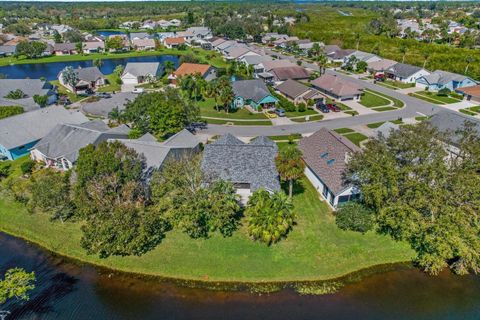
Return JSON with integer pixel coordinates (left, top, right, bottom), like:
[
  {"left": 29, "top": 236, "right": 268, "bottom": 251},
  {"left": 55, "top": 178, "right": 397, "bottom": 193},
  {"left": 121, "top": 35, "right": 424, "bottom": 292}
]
[
  {"left": 465, "top": 56, "right": 475, "bottom": 74},
  {"left": 163, "top": 60, "right": 175, "bottom": 74},
  {"left": 355, "top": 32, "right": 361, "bottom": 51},
  {"left": 399, "top": 44, "right": 408, "bottom": 63},
  {"left": 275, "top": 145, "right": 305, "bottom": 198},
  {"left": 317, "top": 53, "right": 328, "bottom": 75},
  {"left": 245, "top": 189, "right": 295, "bottom": 245},
  {"left": 204, "top": 82, "right": 219, "bottom": 111},
  {"left": 422, "top": 51, "right": 430, "bottom": 69},
  {"left": 311, "top": 42, "right": 321, "bottom": 57}
]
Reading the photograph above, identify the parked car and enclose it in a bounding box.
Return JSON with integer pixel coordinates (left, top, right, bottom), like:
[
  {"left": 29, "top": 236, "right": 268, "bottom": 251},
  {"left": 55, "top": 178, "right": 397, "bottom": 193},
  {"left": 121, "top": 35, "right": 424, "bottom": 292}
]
[
  {"left": 95, "top": 92, "right": 112, "bottom": 99},
  {"left": 374, "top": 73, "right": 385, "bottom": 82},
  {"left": 266, "top": 111, "right": 277, "bottom": 118},
  {"left": 275, "top": 108, "right": 286, "bottom": 117},
  {"left": 132, "top": 88, "right": 144, "bottom": 94},
  {"left": 316, "top": 102, "right": 330, "bottom": 113},
  {"left": 186, "top": 121, "right": 208, "bottom": 132},
  {"left": 326, "top": 103, "right": 340, "bottom": 112}
]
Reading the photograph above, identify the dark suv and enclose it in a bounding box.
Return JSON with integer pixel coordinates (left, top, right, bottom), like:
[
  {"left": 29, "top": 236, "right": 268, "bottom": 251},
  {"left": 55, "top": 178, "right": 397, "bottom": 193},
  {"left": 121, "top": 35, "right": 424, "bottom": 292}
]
[{"left": 316, "top": 102, "right": 330, "bottom": 113}]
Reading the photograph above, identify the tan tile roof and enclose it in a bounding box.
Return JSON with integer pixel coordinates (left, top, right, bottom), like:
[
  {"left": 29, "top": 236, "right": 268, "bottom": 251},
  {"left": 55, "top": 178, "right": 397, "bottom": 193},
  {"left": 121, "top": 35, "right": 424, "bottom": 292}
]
[
  {"left": 174, "top": 63, "right": 211, "bottom": 77},
  {"left": 311, "top": 74, "right": 364, "bottom": 97}
]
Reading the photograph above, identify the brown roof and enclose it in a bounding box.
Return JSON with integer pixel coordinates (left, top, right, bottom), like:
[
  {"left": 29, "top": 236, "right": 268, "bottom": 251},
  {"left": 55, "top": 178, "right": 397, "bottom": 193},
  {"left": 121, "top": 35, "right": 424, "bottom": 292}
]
[
  {"left": 262, "top": 59, "right": 296, "bottom": 72},
  {"left": 298, "top": 128, "right": 361, "bottom": 195},
  {"left": 311, "top": 74, "right": 364, "bottom": 97},
  {"left": 270, "top": 66, "right": 310, "bottom": 81},
  {"left": 165, "top": 37, "right": 185, "bottom": 45},
  {"left": 457, "top": 85, "right": 480, "bottom": 98},
  {"left": 174, "top": 63, "right": 211, "bottom": 77},
  {"left": 276, "top": 79, "right": 311, "bottom": 98}
]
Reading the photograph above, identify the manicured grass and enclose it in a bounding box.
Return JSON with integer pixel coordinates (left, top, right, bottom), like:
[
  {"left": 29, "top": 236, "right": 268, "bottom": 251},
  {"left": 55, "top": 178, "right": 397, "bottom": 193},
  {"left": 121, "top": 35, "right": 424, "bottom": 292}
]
[
  {"left": 459, "top": 109, "right": 477, "bottom": 116},
  {"left": 367, "top": 121, "right": 386, "bottom": 129},
  {"left": 285, "top": 109, "right": 318, "bottom": 118},
  {"left": 382, "top": 80, "right": 415, "bottom": 89},
  {"left": 0, "top": 160, "right": 413, "bottom": 282},
  {"left": 334, "top": 128, "right": 355, "bottom": 134},
  {"left": 344, "top": 110, "right": 359, "bottom": 116},
  {"left": 410, "top": 92, "right": 461, "bottom": 105},
  {"left": 415, "top": 116, "right": 429, "bottom": 121},
  {"left": 268, "top": 134, "right": 303, "bottom": 141},
  {"left": 290, "top": 114, "right": 324, "bottom": 122},
  {"left": 97, "top": 73, "right": 121, "bottom": 93},
  {"left": 372, "top": 106, "right": 397, "bottom": 112},
  {"left": 368, "top": 90, "right": 404, "bottom": 108},
  {"left": 360, "top": 91, "right": 391, "bottom": 108},
  {"left": 198, "top": 98, "right": 268, "bottom": 120},
  {"left": 204, "top": 118, "right": 272, "bottom": 126},
  {"left": 390, "top": 119, "right": 403, "bottom": 125},
  {"left": 343, "top": 132, "right": 369, "bottom": 146}
]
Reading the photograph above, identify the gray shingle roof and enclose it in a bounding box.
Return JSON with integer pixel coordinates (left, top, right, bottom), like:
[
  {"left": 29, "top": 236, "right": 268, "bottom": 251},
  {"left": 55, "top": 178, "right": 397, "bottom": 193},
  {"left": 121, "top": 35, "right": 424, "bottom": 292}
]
[
  {"left": 162, "top": 129, "right": 201, "bottom": 149},
  {"left": 374, "top": 122, "right": 400, "bottom": 139},
  {"left": 0, "top": 106, "right": 89, "bottom": 150},
  {"left": 0, "top": 79, "right": 54, "bottom": 99},
  {"left": 34, "top": 120, "right": 130, "bottom": 163},
  {"left": 75, "top": 67, "right": 105, "bottom": 82},
  {"left": 420, "top": 70, "right": 475, "bottom": 86},
  {"left": 275, "top": 79, "right": 311, "bottom": 98},
  {"left": 122, "top": 62, "right": 161, "bottom": 77},
  {"left": 81, "top": 92, "right": 136, "bottom": 118},
  {"left": 270, "top": 66, "right": 310, "bottom": 81},
  {"left": 429, "top": 112, "right": 480, "bottom": 146},
  {"left": 311, "top": 74, "right": 364, "bottom": 97},
  {"left": 232, "top": 79, "right": 271, "bottom": 103},
  {"left": 242, "top": 55, "right": 272, "bottom": 66},
  {"left": 386, "top": 63, "right": 424, "bottom": 78},
  {"left": 0, "top": 45, "right": 16, "bottom": 54},
  {"left": 201, "top": 134, "right": 280, "bottom": 192},
  {"left": 298, "top": 128, "right": 361, "bottom": 195}
]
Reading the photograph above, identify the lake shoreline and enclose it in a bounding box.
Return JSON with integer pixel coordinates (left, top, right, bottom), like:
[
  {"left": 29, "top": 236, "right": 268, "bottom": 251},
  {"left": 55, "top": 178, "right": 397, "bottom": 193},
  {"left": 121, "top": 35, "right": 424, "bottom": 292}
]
[{"left": 0, "top": 227, "right": 413, "bottom": 294}]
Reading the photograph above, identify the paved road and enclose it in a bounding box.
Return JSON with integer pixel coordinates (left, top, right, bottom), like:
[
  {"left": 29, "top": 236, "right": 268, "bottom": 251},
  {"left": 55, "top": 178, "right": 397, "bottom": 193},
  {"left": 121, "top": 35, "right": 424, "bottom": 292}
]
[{"left": 202, "top": 70, "right": 443, "bottom": 136}]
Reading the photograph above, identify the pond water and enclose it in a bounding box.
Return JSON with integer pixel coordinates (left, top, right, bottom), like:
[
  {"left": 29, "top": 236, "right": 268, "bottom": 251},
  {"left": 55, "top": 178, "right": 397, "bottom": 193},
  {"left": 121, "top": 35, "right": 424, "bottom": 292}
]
[
  {"left": 0, "top": 55, "right": 179, "bottom": 81},
  {"left": 1, "top": 232, "right": 480, "bottom": 320},
  {"left": 95, "top": 30, "right": 127, "bottom": 38}
]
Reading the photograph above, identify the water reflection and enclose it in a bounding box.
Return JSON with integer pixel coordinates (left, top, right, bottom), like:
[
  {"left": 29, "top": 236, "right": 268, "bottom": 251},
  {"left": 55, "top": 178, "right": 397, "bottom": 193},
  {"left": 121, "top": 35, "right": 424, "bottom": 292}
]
[{"left": 1, "top": 232, "right": 480, "bottom": 320}]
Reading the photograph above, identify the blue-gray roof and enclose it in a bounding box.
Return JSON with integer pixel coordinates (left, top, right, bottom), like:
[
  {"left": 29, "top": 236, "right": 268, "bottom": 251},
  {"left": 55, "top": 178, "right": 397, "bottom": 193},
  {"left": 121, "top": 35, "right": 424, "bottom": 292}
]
[
  {"left": 232, "top": 79, "right": 271, "bottom": 103},
  {"left": 201, "top": 134, "right": 280, "bottom": 192}
]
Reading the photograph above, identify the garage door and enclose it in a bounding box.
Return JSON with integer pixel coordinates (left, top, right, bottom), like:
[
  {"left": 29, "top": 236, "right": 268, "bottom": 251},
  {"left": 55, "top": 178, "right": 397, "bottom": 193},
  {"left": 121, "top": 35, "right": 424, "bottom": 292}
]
[{"left": 122, "top": 77, "right": 138, "bottom": 85}]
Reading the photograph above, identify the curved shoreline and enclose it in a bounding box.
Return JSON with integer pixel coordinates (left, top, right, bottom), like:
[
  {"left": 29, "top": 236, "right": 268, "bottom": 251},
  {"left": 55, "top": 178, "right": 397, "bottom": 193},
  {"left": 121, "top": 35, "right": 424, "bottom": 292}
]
[{"left": 0, "top": 228, "right": 413, "bottom": 294}]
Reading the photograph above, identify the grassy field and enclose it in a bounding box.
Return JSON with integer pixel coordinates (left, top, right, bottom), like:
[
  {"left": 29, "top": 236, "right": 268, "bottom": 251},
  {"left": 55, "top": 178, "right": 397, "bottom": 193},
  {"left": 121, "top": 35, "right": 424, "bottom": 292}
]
[
  {"left": 368, "top": 90, "right": 404, "bottom": 108},
  {"left": 97, "top": 73, "right": 122, "bottom": 93},
  {"left": 285, "top": 109, "right": 318, "bottom": 118},
  {"left": 360, "top": 91, "right": 391, "bottom": 108},
  {"left": 0, "top": 158, "right": 413, "bottom": 282}
]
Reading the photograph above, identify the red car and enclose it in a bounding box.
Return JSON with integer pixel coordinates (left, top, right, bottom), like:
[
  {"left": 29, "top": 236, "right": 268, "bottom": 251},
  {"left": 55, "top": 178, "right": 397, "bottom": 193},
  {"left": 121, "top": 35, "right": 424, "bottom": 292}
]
[{"left": 326, "top": 103, "right": 340, "bottom": 112}]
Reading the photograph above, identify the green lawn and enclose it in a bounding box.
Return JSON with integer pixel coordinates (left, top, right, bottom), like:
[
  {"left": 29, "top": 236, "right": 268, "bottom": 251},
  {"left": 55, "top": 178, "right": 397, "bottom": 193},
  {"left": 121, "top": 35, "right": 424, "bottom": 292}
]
[
  {"left": 359, "top": 91, "right": 391, "bottom": 108},
  {"left": 377, "top": 80, "right": 415, "bottom": 90},
  {"left": 198, "top": 98, "right": 268, "bottom": 120},
  {"left": 268, "top": 134, "right": 303, "bottom": 141},
  {"left": 290, "top": 114, "right": 324, "bottom": 122},
  {"left": 372, "top": 106, "right": 398, "bottom": 112},
  {"left": 343, "top": 132, "right": 369, "bottom": 146},
  {"left": 410, "top": 92, "right": 461, "bottom": 105},
  {"left": 366, "top": 121, "right": 386, "bottom": 129},
  {"left": 50, "top": 80, "right": 83, "bottom": 103},
  {"left": 204, "top": 118, "right": 272, "bottom": 126},
  {"left": 0, "top": 160, "right": 413, "bottom": 282},
  {"left": 285, "top": 109, "right": 318, "bottom": 118},
  {"left": 97, "top": 73, "right": 121, "bottom": 93},
  {"left": 368, "top": 90, "right": 404, "bottom": 108},
  {"left": 334, "top": 128, "right": 355, "bottom": 134}
]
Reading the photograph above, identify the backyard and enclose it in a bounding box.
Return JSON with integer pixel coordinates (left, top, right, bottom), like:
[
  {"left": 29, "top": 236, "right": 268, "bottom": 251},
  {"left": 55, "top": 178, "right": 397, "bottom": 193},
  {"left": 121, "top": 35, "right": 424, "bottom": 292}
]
[{"left": 0, "top": 156, "right": 413, "bottom": 283}]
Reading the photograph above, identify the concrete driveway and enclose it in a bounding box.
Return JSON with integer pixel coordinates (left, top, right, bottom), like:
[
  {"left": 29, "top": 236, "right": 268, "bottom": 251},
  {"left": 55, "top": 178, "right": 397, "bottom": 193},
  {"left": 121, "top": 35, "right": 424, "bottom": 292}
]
[{"left": 121, "top": 83, "right": 136, "bottom": 93}]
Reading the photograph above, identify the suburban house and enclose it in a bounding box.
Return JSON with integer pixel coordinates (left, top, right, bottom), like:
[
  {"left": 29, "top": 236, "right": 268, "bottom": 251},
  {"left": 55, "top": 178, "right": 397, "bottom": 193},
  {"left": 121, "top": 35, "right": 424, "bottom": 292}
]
[
  {"left": 0, "top": 79, "right": 57, "bottom": 110},
  {"left": 131, "top": 38, "right": 156, "bottom": 51},
  {"left": 178, "top": 27, "right": 213, "bottom": 43},
  {"left": 53, "top": 42, "right": 77, "bottom": 55},
  {"left": 240, "top": 55, "right": 273, "bottom": 68},
  {"left": 30, "top": 120, "right": 130, "bottom": 170},
  {"left": 113, "top": 129, "right": 201, "bottom": 178},
  {"left": 374, "top": 122, "right": 400, "bottom": 139},
  {"left": 0, "top": 45, "right": 16, "bottom": 57},
  {"left": 0, "top": 106, "right": 88, "bottom": 160},
  {"left": 275, "top": 79, "right": 324, "bottom": 105},
  {"left": 254, "top": 59, "right": 296, "bottom": 83},
  {"left": 121, "top": 62, "right": 163, "bottom": 85},
  {"left": 262, "top": 33, "right": 288, "bottom": 44},
  {"left": 416, "top": 70, "right": 477, "bottom": 91},
  {"left": 169, "top": 63, "right": 217, "bottom": 84},
  {"left": 322, "top": 45, "right": 355, "bottom": 63},
  {"left": 384, "top": 63, "right": 430, "bottom": 84},
  {"left": 456, "top": 85, "right": 480, "bottom": 103},
  {"left": 58, "top": 66, "right": 106, "bottom": 94},
  {"left": 82, "top": 41, "right": 105, "bottom": 54},
  {"left": 270, "top": 66, "right": 311, "bottom": 82},
  {"left": 232, "top": 79, "right": 278, "bottom": 111},
  {"left": 223, "top": 46, "right": 258, "bottom": 61},
  {"left": 129, "top": 32, "right": 152, "bottom": 41},
  {"left": 344, "top": 50, "right": 381, "bottom": 66},
  {"left": 163, "top": 37, "right": 185, "bottom": 49},
  {"left": 201, "top": 134, "right": 281, "bottom": 203},
  {"left": 81, "top": 92, "right": 136, "bottom": 118},
  {"left": 210, "top": 38, "right": 227, "bottom": 49},
  {"left": 298, "top": 128, "right": 361, "bottom": 208},
  {"left": 107, "top": 35, "right": 130, "bottom": 52},
  {"left": 428, "top": 112, "right": 480, "bottom": 156},
  {"left": 215, "top": 40, "right": 237, "bottom": 53},
  {"left": 311, "top": 74, "right": 364, "bottom": 101},
  {"left": 367, "top": 59, "right": 398, "bottom": 74}
]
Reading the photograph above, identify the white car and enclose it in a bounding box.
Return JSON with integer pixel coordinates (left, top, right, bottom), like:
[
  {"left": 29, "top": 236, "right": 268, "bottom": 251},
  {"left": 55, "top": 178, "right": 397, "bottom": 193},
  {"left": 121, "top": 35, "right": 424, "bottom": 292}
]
[{"left": 132, "top": 88, "right": 144, "bottom": 94}]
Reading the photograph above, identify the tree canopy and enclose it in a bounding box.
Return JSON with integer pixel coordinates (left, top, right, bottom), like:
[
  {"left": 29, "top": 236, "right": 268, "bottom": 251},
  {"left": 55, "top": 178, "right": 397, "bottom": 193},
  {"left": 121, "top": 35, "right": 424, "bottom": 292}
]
[
  {"left": 0, "top": 268, "right": 35, "bottom": 305},
  {"left": 346, "top": 122, "right": 480, "bottom": 275}
]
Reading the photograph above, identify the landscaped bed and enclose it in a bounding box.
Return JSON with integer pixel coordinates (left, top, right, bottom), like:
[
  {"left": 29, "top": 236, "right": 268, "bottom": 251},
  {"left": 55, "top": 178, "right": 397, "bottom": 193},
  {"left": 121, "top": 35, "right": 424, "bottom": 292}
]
[{"left": 0, "top": 157, "right": 413, "bottom": 283}]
